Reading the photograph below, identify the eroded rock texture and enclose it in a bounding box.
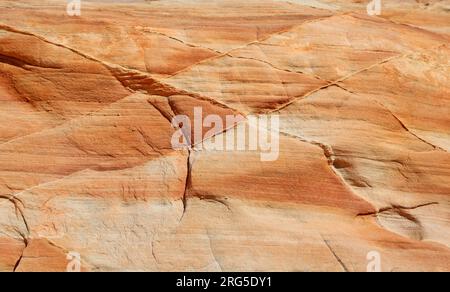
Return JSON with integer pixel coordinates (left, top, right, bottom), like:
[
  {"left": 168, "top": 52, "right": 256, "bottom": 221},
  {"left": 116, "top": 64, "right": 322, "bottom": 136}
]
[{"left": 0, "top": 0, "right": 449, "bottom": 271}]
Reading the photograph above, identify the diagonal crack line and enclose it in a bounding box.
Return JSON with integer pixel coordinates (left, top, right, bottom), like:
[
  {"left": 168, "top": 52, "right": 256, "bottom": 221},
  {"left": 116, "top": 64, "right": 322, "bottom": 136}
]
[
  {"left": 0, "top": 169, "right": 90, "bottom": 213},
  {"left": 1, "top": 17, "right": 334, "bottom": 101},
  {"left": 269, "top": 83, "right": 343, "bottom": 113},
  {"left": 0, "top": 18, "right": 324, "bottom": 91},
  {"left": 270, "top": 43, "right": 448, "bottom": 113},
  {"left": 206, "top": 229, "right": 223, "bottom": 272},
  {"left": 0, "top": 53, "right": 63, "bottom": 70},
  {"left": 284, "top": 0, "right": 336, "bottom": 12},
  {"left": 0, "top": 154, "right": 171, "bottom": 213},
  {"left": 278, "top": 130, "right": 377, "bottom": 209},
  {"left": 0, "top": 23, "right": 179, "bottom": 107},
  {"left": 332, "top": 154, "right": 408, "bottom": 165},
  {"left": 137, "top": 28, "right": 223, "bottom": 55},
  {"left": 1, "top": 80, "right": 236, "bottom": 150},
  {"left": 0, "top": 195, "right": 30, "bottom": 272},
  {"left": 146, "top": 95, "right": 194, "bottom": 148},
  {"left": 0, "top": 91, "right": 143, "bottom": 148},
  {"left": 0, "top": 195, "right": 30, "bottom": 236},
  {"left": 371, "top": 99, "right": 447, "bottom": 152},
  {"left": 45, "top": 238, "right": 99, "bottom": 271},
  {"left": 321, "top": 235, "right": 349, "bottom": 272},
  {"left": 13, "top": 242, "right": 27, "bottom": 272},
  {"left": 0, "top": 20, "right": 313, "bottom": 121},
  {"left": 357, "top": 202, "right": 439, "bottom": 217},
  {"left": 12, "top": 221, "right": 30, "bottom": 272},
  {"left": 0, "top": 152, "right": 178, "bottom": 219},
  {"left": 163, "top": 13, "right": 341, "bottom": 79},
  {"left": 192, "top": 118, "right": 248, "bottom": 151},
  {"left": 13, "top": 254, "right": 24, "bottom": 271},
  {"left": 133, "top": 127, "right": 166, "bottom": 156},
  {"left": 179, "top": 148, "right": 192, "bottom": 222},
  {"left": 107, "top": 66, "right": 242, "bottom": 116},
  {"left": 269, "top": 54, "right": 404, "bottom": 113},
  {"left": 150, "top": 239, "right": 159, "bottom": 266},
  {"left": 147, "top": 99, "right": 175, "bottom": 123},
  {"left": 198, "top": 195, "right": 231, "bottom": 212},
  {"left": 371, "top": 14, "right": 450, "bottom": 41},
  {"left": 148, "top": 96, "right": 193, "bottom": 223},
  {"left": 318, "top": 81, "right": 447, "bottom": 153},
  {"left": 225, "top": 53, "right": 326, "bottom": 81},
  {"left": 0, "top": 23, "right": 120, "bottom": 74},
  {"left": 278, "top": 130, "right": 334, "bottom": 164},
  {"left": 176, "top": 90, "right": 241, "bottom": 115},
  {"left": 333, "top": 83, "right": 357, "bottom": 95},
  {"left": 149, "top": 91, "right": 248, "bottom": 150}
]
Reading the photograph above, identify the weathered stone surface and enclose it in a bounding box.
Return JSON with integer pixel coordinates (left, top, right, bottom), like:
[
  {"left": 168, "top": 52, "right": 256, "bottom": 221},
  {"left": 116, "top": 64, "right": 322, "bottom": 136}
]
[{"left": 0, "top": 0, "right": 448, "bottom": 272}]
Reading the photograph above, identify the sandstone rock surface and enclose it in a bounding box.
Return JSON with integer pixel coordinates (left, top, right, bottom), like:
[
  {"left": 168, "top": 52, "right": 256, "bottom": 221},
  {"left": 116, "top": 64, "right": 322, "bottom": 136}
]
[{"left": 0, "top": 0, "right": 449, "bottom": 272}]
